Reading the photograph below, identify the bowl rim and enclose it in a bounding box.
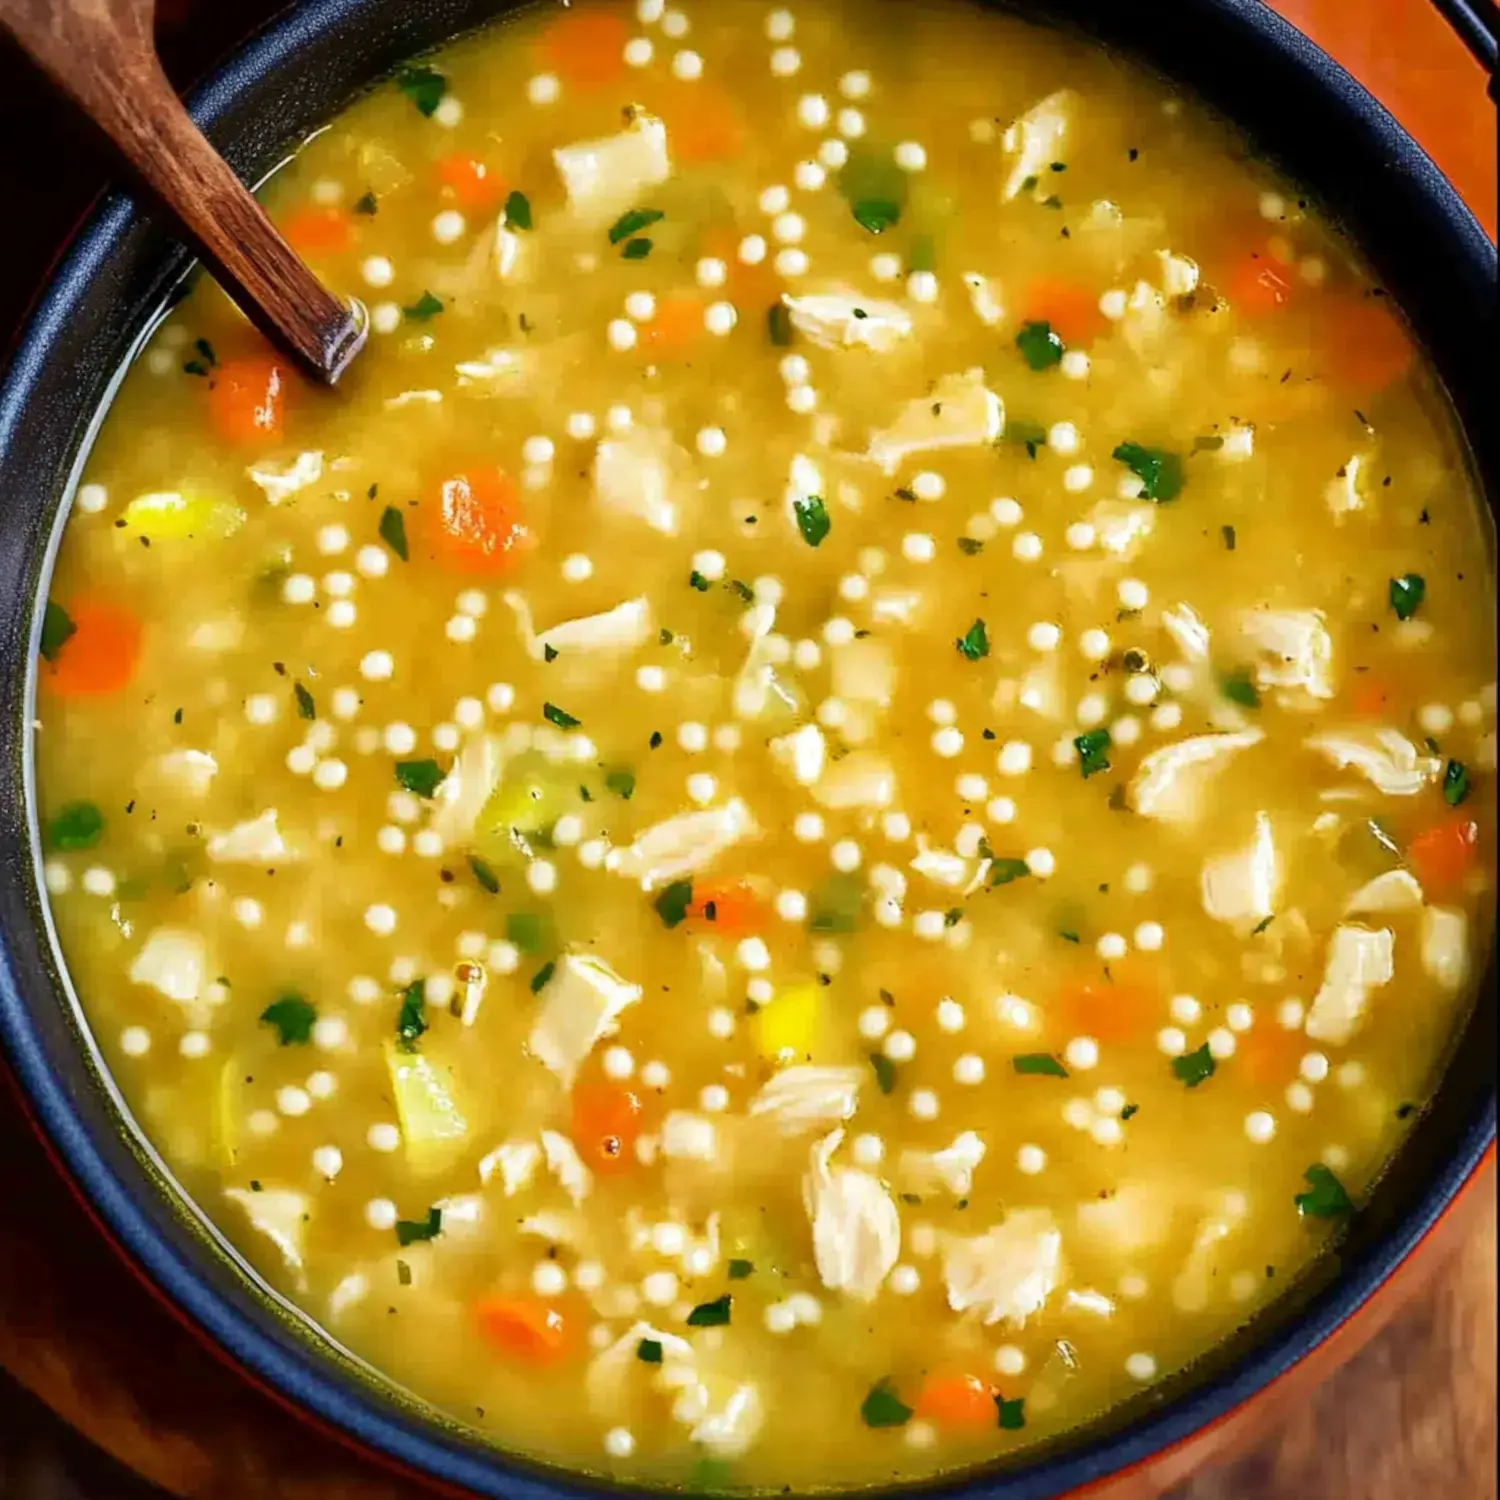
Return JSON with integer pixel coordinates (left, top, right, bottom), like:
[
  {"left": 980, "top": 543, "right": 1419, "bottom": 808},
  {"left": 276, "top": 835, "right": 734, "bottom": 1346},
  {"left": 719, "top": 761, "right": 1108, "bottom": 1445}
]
[{"left": 0, "top": 1, "right": 1495, "bottom": 1497}]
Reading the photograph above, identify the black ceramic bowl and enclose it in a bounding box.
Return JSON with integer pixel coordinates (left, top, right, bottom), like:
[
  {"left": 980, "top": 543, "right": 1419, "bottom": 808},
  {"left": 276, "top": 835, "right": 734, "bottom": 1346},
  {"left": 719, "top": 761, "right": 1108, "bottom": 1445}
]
[{"left": 0, "top": 2, "right": 1495, "bottom": 1496}]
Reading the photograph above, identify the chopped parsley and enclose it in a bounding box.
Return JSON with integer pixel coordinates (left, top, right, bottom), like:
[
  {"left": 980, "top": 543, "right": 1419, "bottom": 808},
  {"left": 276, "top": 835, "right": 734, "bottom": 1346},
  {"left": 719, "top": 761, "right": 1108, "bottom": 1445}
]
[
  {"left": 870, "top": 1052, "right": 898, "bottom": 1094},
  {"left": 39, "top": 601, "right": 76, "bottom": 662},
  {"left": 956, "top": 618, "right": 990, "bottom": 661},
  {"left": 1013, "top": 1053, "right": 1068, "bottom": 1078},
  {"left": 654, "top": 879, "right": 694, "bottom": 929},
  {"left": 542, "top": 702, "right": 581, "bottom": 730},
  {"left": 402, "top": 290, "right": 445, "bottom": 322},
  {"left": 621, "top": 237, "right": 653, "bottom": 260},
  {"left": 378, "top": 505, "right": 408, "bottom": 563},
  {"left": 1251, "top": 914, "right": 1276, "bottom": 936},
  {"left": 727, "top": 1258, "right": 755, "bottom": 1280},
  {"left": 503, "top": 190, "right": 532, "bottom": 230},
  {"left": 1222, "top": 523, "right": 1237, "bottom": 551},
  {"left": 1113, "top": 441, "right": 1185, "bottom": 501},
  {"left": 1120, "top": 1103, "right": 1139, "bottom": 1121},
  {"left": 851, "top": 197, "right": 901, "bottom": 234},
  {"left": 1388, "top": 572, "right": 1425, "bottom": 620},
  {"left": 294, "top": 681, "right": 317, "bottom": 720},
  {"left": 468, "top": 854, "right": 500, "bottom": 894},
  {"left": 636, "top": 1338, "right": 664, "bottom": 1364},
  {"left": 793, "top": 495, "right": 831, "bottom": 547},
  {"left": 957, "top": 536, "right": 984, "bottom": 556},
  {"left": 1172, "top": 1042, "right": 1216, "bottom": 1088},
  {"left": 260, "top": 993, "right": 317, "bottom": 1046},
  {"left": 1015, "top": 319, "right": 1064, "bottom": 371},
  {"left": 396, "top": 66, "right": 447, "bottom": 117},
  {"left": 1221, "top": 668, "right": 1260, "bottom": 708},
  {"left": 396, "top": 1259, "right": 412, "bottom": 1286},
  {"left": 1006, "top": 418, "right": 1047, "bottom": 458},
  {"left": 46, "top": 801, "right": 104, "bottom": 852},
  {"left": 686, "top": 1295, "right": 732, "bottom": 1327},
  {"left": 506, "top": 912, "right": 549, "bottom": 954},
  {"left": 860, "top": 1379, "right": 913, "bottom": 1429},
  {"left": 394, "top": 1206, "right": 443, "bottom": 1245},
  {"left": 1443, "top": 759, "right": 1470, "bottom": 806},
  {"left": 394, "top": 758, "right": 444, "bottom": 798},
  {"left": 529, "top": 961, "right": 556, "bottom": 994},
  {"left": 768, "top": 301, "right": 794, "bottom": 346},
  {"left": 353, "top": 190, "right": 378, "bottom": 216},
  {"left": 688, "top": 571, "right": 712, "bottom": 591},
  {"left": 995, "top": 1396, "right": 1027, "bottom": 1431},
  {"left": 1074, "top": 727, "right": 1112, "bottom": 778},
  {"left": 607, "top": 207, "right": 665, "bottom": 244},
  {"left": 605, "top": 769, "right": 636, "bottom": 800},
  {"left": 396, "top": 980, "right": 427, "bottom": 1051},
  {"left": 1295, "top": 1163, "right": 1353, "bottom": 1219},
  {"left": 988, "top": 857, "right": 1031, "bottom": 886}
]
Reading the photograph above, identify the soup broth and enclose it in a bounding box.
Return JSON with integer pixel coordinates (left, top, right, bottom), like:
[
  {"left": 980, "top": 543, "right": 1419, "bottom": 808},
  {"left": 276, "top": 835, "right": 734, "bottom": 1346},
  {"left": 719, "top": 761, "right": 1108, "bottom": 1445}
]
[{"left": 33, "top": 0, "right": 1495, "bottom": 1487}]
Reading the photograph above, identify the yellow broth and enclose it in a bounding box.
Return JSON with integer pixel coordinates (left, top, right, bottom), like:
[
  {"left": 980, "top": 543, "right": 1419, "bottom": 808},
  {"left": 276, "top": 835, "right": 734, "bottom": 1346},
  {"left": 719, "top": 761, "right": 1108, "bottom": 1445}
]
[{"left": 33, "top": 0, "right": 1495, "bottom": 1487}]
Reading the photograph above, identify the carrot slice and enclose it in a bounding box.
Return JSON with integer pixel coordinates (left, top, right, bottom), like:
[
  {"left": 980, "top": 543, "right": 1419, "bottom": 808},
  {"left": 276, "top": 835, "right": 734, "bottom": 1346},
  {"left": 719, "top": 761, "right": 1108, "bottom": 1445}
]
[
  {"left": 570, "top": 1080, "right": 644, "bottom": 1174},
  {"left": 42, "top": 599, "right": 142, "bottom": 697},
  {"left": 1054, "top": 973, "right": 1156, "bottom": 1043},
  {"left": 916, "top": 1374, "right": 996, "bottom": 1428},
  {"left": 1318, "top": 293, "right": 1413, "bottom": 392},
  {"left": 281, "top": 205, "right": 353, "bottom": 257},
  {"left": 658, "top": 82, "right": 745, "bottom": 164},
  {"left": 428, "top": 469, "right": 531, "bottom": 576},
  {"left": 1227, "top": 253, "right": 1294, "bottom": 317},
  {"left": 643, "top": 294, "right": 706, "bottom": 357},
  {"left": 1019, "top": 275, "right": 1106, "bottom": 346},
  {"left": 208, "top": 357, "right": 286, "bottom": 444},
  {"left": 1407, "top": 816, "right": 1480, "bottom": 896},
  {"left": 688, "top": 881, "right": 770, "bottom": 934},
  {"left": 1350, "top": 676, "right": 1398, "bottom": 718},
  {"left": 540, "top": 9, "right": 629, "bottom": 87},
  {"left": 474, "top": 1296, "right": 575, "bottom": 1363},
  {"left": 435, "top": 153, "right": 505, "bottom": 211}
]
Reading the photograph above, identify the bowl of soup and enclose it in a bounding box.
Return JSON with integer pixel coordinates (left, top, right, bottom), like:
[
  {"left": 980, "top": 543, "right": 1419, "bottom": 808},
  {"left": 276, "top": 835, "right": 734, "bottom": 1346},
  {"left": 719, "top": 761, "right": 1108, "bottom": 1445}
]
[{"left": 0, "top": 0, "right": 1493, "bottom": 1495}]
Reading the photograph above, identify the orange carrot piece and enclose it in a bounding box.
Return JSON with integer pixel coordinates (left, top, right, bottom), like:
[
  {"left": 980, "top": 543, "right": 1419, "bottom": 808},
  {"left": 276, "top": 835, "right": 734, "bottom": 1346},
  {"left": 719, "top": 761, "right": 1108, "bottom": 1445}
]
[
  {"left": 570, "top": 1080, "right": 643, "bottom": 1174},
  {"left": 1055, "top": 974, "right": 1155, "bottom": 1043},
  {"left": 540, "top": 8, "right": 629, "bottom": 87},
  {"left": 474, "top": 1296, "right": 575, "bottom": 1363},
  {"left": 1019, "top": 275, "right": 1106, "bottom": 346},
  {"left": 1349, "top": 676, "right": 1398, "bottom": 718},
  {"left": 281, "top": 205, "right": 353, "bottom": 256},
  {"left": 658, "top": 82, "right": 745, "bottom": 164},
  {"left": 1407, "top": 816, "right": 1480, "bottom": 896},
  {"left": 916, "top": 1374, "right": 996, "bottom": 1428},
  {"left": 208, "top": 357, "right": 286, "bottom": 444},
  {"left": 428, "top": 469, "right": 531, "bottom": 576},
  {"left": 688, "top": 881, "right": 770, "bottom": 934},
  {"left": 1227, "top": 253, "right": 1294, "bottom": 317},
  {"left": 435, "top": 153, "right": 505, "bottom": 211},
  {"left": 1318, "top": 293, "right": 1413, "bottom": 392},
  {"left": 42, "top": 599, "right": 142, "bottom": 697},
  {"left": 642, "top": 294, "right": 706, "bottom": 357}
]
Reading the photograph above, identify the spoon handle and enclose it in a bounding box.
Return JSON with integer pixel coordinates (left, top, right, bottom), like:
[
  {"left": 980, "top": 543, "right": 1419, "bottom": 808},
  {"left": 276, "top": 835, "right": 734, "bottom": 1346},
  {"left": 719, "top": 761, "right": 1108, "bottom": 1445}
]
[{"left": 0, "top": 0, "right": 365, "bottom": 385}]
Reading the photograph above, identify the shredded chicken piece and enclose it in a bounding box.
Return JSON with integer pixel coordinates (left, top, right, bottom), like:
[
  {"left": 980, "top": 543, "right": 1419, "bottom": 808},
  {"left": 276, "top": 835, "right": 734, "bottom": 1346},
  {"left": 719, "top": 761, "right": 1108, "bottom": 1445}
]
[
  {"left": 1240, "top": 608, "right": 1335, "bottom": 700},
  {"left": 750, "top": 1067, "right": 862, "bottom": 1135},
  {"left": 527, "top": 953, "right": 643, "bottom": 1087},
  {"left": 613, "top": 800, "right": 759, "bottom": 890},
  {"left": 940, "top": 1208, "right": 1063, "bottom": 1326},
  {"left": 1128, "top": 730, "right": 1265, "bottom": 824},
  {"left": 1306, "top": 727, "right": 1442, "bottom": 796},
  {"left": 866, "top": 369, "right": 1003, "bottom": 474},
  {"left": 802, "top": 1130, "right": 900, "bottom": 1301},
  {"left": 1305, "top": 924, "right": 1395, "bottom": 1045},
  {"left": 999, "top": 90, "right": 1077, "bottom": 201},
  {"left": 781, "top": 290, "right": 912, "bottom": 351}
]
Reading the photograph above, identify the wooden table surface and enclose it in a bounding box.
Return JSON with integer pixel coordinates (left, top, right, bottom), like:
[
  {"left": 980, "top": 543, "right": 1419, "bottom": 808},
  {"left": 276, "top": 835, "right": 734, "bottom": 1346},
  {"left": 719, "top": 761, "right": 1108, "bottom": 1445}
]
[{"left": 0, "top": 1, "right": 1494, "bottom": 1497}]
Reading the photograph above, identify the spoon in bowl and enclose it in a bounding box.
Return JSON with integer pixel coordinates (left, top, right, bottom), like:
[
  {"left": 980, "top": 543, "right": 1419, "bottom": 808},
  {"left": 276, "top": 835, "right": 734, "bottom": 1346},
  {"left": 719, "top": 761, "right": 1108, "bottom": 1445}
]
[{"left": 0, "top": 0, "right": 366, "bottom": 385}]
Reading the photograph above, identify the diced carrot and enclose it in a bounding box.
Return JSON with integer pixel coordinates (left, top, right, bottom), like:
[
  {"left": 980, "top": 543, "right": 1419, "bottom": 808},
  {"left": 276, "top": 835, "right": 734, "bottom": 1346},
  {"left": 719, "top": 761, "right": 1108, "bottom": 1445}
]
[
  {"left": 642, "top": 294, "right": 706, "bottom": 357},
  {"left": 1407, "top": 815, "right": 1480, "bottom": 896},
  {"left": 1227, "top": 253, "right": 1294, "bottom": 317},
  {"left": 658, "top": 82, "right": 745, "bottom": 164},
  {"left": 540, "top": 8, "right": 629, "bottom": 87},
  {"left": 570, "top": 1080, "right": 643, "bottom": 1174},
  {"left": 916, "top": 1374, "right": 996, "bottom": 1428},
  {"left": 435, "top": 153, "right": 505, "bottom": 211},
  {"left": 281, "top": 205, "right": 353, "bottom": 257},
  {"left": 1054, "top": 973, "right": 1156, "bottom": 1043},
  {"left": 428, "top": 469, "right": 531, "bottom": 576},
  {"left": 208, "top": 357, "right": 286, "bottom": 444},
  {"left": 697, "top": 227, "right": 782, "bottom": 310},
  {"left": 1018, "top": 275, "right": 1106, "bottom": 346},
  {"left": 42, "top": 599, "right": 142, "bottom": 697},
  {"left": 474, "top": 1295, "right": 576, "bottom": 1364},
  {"left": 1236, "top": 1019, "right": 1303, "bottom": 1087},
  {"left": 1350, "top": 675, "right": 1397, "bottom": 718},
  {"left": 1317, "top": 293, "right": 1413, "bottom": 392},
  {"left": 688, "top": 881, "right": 770, "bottom": 934}
]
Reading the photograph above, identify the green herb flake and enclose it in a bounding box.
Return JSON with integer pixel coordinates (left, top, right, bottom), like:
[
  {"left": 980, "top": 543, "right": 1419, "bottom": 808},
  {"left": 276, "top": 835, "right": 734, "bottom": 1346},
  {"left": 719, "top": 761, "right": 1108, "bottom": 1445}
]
[
  {"left": 353, "top": 190, "right": 378, "bottom": 216},
  {"left": 1113, "top": 441, "right": 1185, "bottom": 502},
  {"left": 1006, "top": 419, "right": 1047, "bottom": 460},
  {"left": 689, "top": 570, "right": 712, "bottom": 591},
  {"left": 395, "top": 1206, "right": 443, "bottom": 1245},
  {"left": 654, "top": 879, "right": 694, "bottom": 929},
  {"left": 767, "top": 301, "right": 795, "bottom": 346},
  {"left": 1443, "top": 759, "right": 1470, "bottom": 807},
  {"left": 956, "top": 536, "right": 984, "bottom": 556},
  {"left": 529, "top": 960, "right": 556, "bottom": 994},
  {"left": 39, "top": 601, "right": 76, "bottom": 663},
  {"left": 260, "top": 993, "right": 317, "bottom": 1046},
  {"left": 1389, "top": 573, "right": 1426, "bottom": 621},
  {"left": 1015, "top": 319, "right": 1065, "bottom": 371},
  {"left": 402, "top": 290, "right": 445, "bottom": 322},
  {"left": 1295, "top": 1162, "right": 1353, "bottom": 1220},
  {"left": 956, "top": 618, "right": 990, "bottom": 661},
  {"left": 193, "top": 337, "right": 217, "bottom": 367},
  {"left": 46, "top": 801, "right": 105, "bottom": 852},
  {"left": 397, "top": 66, "right": 448, "bottom": 117},
  {"left": 621, "top": 237, "right": 653, "bottom": 261},
  {"left": 503, "top": 190, "right": 532, "bottom": 230},
  {"left": 1013, "top": 1053, "right": 1069, "bottom": 1078},
  {"left": 793, "top": 495, "right": 831, "bottom": 547},
  {"left": 378, "top": 505, "right": 409, "bottom": 561},
  {"left": 1251, "top": 914, "right": 1275, "bottom": 936},
  {"left": 506, "top": 912, "right": 548, "bottom": 954},
  {"left": 686, "top": 1294, "right": 732, "bottom": 1327},
  {"left": 607, "top": 207, "right": 665, "bottom": 245},
  {"left": 1221, "top": 668, "right": 1260, "bottom": 708},
  {"left": 542, "top": 702, "right": 581, "bottom": 730},
  {"left": 396, "top": 1259, "right": 413, "bottom": 1286},
  {"left": 1172, "top": 1042, "right": 1216, "bottom": 1088},
  {"left": 1222, "top": 524, "right": 1237, "bottom": 551},
  {"left": 860, "top": 1379, "right": 913, "bottom": 1429},
  {"left": 727, "top": 1258, "right": 755, "bottom": 1281},
  {"left": 468, "top": 854, "right": 500, "bottom": 894},
  {"left": 294, "top": 682, "right": 317, "bottom": 720},
  {"left": 989, "top": 857, "right": 1031, "bottom": 887},
  {"left": 182, "top": 359, "right": 209, "bottom": 377},
  {"left": 396, "top": 979, "right": 428, "bottom": 1051},
  {"left": 637, "top": 1338, "right": 664, "bottom": 1364},
  {"left": 995, "top": 1396, "right": 1027, "bottom": 1431},
  {"left": 852, "top": 198, "right": 901, "bottom": 235},
  {"left": 1120, "top": 1103, "right": 1139, "bottom": 1121},
  {"left": 870, "top": 1052, "right": 898, "bottom": 1094},
  {"left": 1193, "top": 434, "right": 1225, "bottom": 452},
  {"left": 1074, "top": 728, "right": 1112, "bottom": 779},
  {"left": 395, "top": 758, "right": 444, "bottom": 798}
]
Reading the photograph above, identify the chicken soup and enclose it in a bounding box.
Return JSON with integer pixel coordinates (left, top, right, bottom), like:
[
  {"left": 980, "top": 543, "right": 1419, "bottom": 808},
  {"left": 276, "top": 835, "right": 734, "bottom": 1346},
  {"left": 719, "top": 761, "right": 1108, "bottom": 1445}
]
[{"left": 33, "top": 0, "right": 1495, "bottom": 1487}]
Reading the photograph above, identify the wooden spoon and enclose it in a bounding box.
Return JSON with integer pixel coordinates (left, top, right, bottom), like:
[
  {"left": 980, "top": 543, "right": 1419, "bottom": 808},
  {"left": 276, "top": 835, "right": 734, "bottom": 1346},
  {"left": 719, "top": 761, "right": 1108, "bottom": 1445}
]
[{"left": 0, "top": 0, "right": 365, "bottom": 385}]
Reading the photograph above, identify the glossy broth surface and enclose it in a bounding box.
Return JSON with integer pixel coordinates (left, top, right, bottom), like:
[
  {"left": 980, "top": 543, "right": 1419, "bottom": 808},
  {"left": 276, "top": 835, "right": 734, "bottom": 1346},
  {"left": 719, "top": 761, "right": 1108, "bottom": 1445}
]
[{"left": 34, "top": 0, "right": 1495, "bottom": 1487}]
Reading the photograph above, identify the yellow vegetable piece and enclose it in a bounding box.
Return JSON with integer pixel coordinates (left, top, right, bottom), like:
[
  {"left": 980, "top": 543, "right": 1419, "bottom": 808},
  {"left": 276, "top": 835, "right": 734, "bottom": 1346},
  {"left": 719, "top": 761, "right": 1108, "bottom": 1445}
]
[
  {"left": 121, "top": 489, "right": 246, "bottom": 540},
  {"left": 754, "top": 983, "right": 821, "bottom": 1062},
  {"left": 214, "top": 1055, "right": 242, "bottom": 1168},
  {"left": 384, "top": 1040, "right": 470, "bottom": 1173}
]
